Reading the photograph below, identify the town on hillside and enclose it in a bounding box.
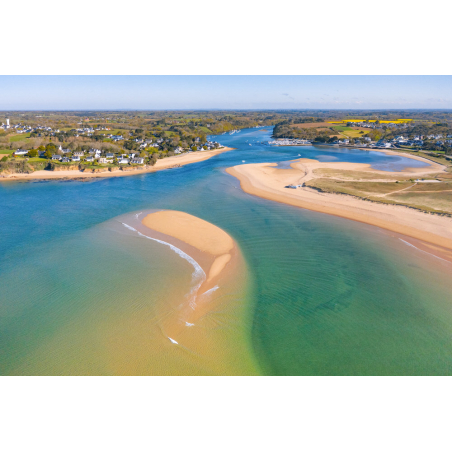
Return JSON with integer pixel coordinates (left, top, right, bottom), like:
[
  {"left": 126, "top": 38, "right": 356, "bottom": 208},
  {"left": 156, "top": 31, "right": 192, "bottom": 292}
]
[{"left": 1, "top": 110, "right": 452, "bottom": 175}]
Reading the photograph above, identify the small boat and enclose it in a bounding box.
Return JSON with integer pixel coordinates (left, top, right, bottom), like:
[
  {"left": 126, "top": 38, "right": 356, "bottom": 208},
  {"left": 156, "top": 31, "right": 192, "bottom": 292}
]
[
  {"left": 249, "top": 143, "right": 252, "bottom": 146},
  {"left": 242, "top": 160, "right": 246, "bottom": 163}
]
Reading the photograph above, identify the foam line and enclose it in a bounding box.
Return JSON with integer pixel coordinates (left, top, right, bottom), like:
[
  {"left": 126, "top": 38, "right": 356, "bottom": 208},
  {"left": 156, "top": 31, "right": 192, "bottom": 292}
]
[
  {"left": 121, "top": 222, "right": 206, "bottom": 309},
  {"left": 202, "top": 285, "right": 219, "bottom": 297},
  {"left": 399, "top": 238, "right": 450, "bottom": 263},
  {"left": 122, "top": 222, "right": 206, "bottom": 281}
]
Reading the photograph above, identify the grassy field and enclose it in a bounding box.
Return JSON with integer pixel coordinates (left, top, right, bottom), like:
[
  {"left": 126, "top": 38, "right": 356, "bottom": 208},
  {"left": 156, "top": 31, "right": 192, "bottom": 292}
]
[
  {"left": 306, "top": 164, "right": 452, "bottom": 215},
  {"left": 9, "top": 133, "right": 31, "bottom": 142},
  {"left": 292, "top": 122, "right": 334, "bottom": 129}
]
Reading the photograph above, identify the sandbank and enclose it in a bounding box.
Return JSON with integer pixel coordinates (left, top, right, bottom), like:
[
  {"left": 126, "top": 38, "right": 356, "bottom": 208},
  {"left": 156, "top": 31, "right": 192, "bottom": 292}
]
[
  {"left": 0, "top": 147, "right": 234, "bottom": 182},
  {"left": 142, "top": 210, "right": 236, "bottom": 287},
  {"left": 226, "top": 157, "right": 452, "bottom": 262}
]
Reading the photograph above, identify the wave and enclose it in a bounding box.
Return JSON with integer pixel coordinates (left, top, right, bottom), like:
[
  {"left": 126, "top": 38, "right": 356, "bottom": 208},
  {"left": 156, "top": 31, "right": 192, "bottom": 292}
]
[
  {"left": 399, "top": 238, "right": 450, "bottom": 263},
  {"left": 202, "top": 285, "right": 219, "bottom": 297},
  {"left": 121, "top": 222, "right": 206, "bottom": 309}
]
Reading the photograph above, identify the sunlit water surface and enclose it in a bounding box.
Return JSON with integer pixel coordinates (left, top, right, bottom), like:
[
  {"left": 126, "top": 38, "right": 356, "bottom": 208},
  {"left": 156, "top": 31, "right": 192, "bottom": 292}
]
[{"left": 1, "top": 127, "right": 452, "bottom": 375}]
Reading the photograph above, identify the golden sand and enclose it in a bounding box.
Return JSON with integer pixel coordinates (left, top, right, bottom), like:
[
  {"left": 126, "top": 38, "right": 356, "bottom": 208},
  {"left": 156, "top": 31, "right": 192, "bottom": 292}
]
[
  {"left": 0, "top": 147, "right": 234, "bottom": 181},
  {"left": 226, "top": 157, "right": 452, "bottom": 261},
  {"left": 136, "top": 210, "right": 256, "bottom": 375},
  {"left": 142, "top": 210, "right": 235, "bottom": 289}
]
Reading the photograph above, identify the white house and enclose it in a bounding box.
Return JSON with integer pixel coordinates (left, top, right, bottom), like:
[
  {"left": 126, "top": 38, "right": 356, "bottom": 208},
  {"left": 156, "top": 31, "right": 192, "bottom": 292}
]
[
  {"left": 13, "top": 149, "right": 28, "bottom": 156},
  {"left": 118, "top": 158, "right": 129, "bottom": 164},
  {"left": 131, "top": 158, "right": 144, "bottom": 165},
  {"left": 72, "top": 156, "right": 81, "bottom": 162}
]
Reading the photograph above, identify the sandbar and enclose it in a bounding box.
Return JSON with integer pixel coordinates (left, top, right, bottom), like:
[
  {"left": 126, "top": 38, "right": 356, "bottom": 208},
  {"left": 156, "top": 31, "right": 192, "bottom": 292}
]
[
  {"left": 226, "top": 157, "right": 452, "bottom": 261},
  {"left": 142, "top": 210, "right": 235, "bottom": 285}
]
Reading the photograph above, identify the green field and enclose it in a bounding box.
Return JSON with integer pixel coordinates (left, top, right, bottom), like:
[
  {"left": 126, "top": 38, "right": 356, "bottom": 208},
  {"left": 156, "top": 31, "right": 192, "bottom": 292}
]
[
  {"left": 332, "top": 126, "right": 352, "bottom": 132},
  {"left": 9, "top": 133, "right": 31, "bottom": 142}
]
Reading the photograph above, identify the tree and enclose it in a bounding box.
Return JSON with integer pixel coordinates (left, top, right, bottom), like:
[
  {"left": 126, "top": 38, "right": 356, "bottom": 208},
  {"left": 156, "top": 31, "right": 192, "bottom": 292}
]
[
  {"left": 27, "top": 149, "right": 38, "bottom": 158},
  {"left": 45, "top": 143, "right": 57, "bottom": 153}
]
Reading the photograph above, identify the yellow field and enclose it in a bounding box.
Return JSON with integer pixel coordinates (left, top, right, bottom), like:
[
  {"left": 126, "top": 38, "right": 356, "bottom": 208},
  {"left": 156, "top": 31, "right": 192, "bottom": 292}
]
[{"left": 328, "top": 119, "right": 413, "bottom": 124}]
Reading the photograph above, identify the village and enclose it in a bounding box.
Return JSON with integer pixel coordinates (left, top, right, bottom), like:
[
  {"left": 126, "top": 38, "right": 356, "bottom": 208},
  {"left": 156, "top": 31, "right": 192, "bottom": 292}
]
[{"left": 1, "top": 117, "right": 223, "bottom": 170}]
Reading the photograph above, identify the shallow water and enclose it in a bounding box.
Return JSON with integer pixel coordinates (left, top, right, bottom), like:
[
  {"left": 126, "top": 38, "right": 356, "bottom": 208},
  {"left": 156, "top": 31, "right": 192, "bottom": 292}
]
[{"left": 1, "top": 127, "right": 452, "bottom": 375}]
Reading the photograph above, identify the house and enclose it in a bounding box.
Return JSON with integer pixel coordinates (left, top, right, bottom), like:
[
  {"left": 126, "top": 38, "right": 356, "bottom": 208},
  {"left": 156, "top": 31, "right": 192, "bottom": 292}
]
[
  {"left": 106, "top": 153, "right": 115, "bottom": 159},
  {"left": 52, "top": 154, "right": 62, "bottom": 160},
  {"left": 99, "top": 158, "right": 112, "bottom": 164},
  {"left": 72, "top": 156, "right": 81, "bottom": 162},
  {"left": 131, "top": 158, "right": 144, "bottom": 165},
  {"left": 118, "top": 158, "right": 129, "bottom": 164},
  {"left": 128, "top": 153, "right": 136, "bottom": 158},
  {"left": 85, "top": 156, "right": 94, "bottom": 162},
  {"left": 13, "top": 149, "right": 28, "bottom": 156},
  {"left": 61, "top": 157, "right": 70, "bottom": 163},
  {"left": 73, "top": 151, "right": 84, "bottom": 157},
  {"left": 174, "top": 146, "right": 183, "bottom": 154}
]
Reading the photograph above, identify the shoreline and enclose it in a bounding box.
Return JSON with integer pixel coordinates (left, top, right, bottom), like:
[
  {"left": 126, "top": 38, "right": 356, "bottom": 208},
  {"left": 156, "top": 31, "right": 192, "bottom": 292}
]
[
  {"left": 141, "top": 210, "right": 237, "bottom": 305},
  {"left": 0, "top": 147, "right": 234, "bottom": 182},
  {"left": 226, "top": 157, "right": 452, "bottom": 263}
]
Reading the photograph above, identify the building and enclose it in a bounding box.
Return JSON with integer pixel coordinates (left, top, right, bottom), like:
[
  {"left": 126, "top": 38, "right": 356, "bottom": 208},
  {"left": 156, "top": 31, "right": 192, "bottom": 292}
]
[
  {"left": 131, "top": 158, "right": 144, "bottom": 165},
  {"left": 13, "top": 149, "right": 28, "bottom": 156}
]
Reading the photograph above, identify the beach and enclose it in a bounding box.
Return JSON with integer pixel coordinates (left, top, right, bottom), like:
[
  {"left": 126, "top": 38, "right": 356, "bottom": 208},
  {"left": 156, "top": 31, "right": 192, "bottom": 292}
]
[
  {"left": 142, "top": 210, "right": 236, "bottom": 287},
  {"left": 0, "top": 147, "right": 234, "bottom": 182},
  {"left": 226, "top": 157, "right": 452, "bottom": 261}
]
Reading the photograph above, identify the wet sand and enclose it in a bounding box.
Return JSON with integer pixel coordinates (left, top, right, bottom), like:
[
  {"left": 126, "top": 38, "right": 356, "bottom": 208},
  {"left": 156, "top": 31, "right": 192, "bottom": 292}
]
[
  {"left": 0, "top": 147, "right": 234, "bottom": 182},
  {"left": 136, "top": 210, "right": 255, "bottom": 375},
  {"left": 226, "top": 158, "right": 452, "bottom": 262},
  {"left": 142, "top": 210, "right": 235, "bottom": 282}
]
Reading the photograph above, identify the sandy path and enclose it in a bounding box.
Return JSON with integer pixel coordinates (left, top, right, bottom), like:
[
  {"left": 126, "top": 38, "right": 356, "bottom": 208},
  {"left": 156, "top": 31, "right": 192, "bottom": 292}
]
[
  {"left": 0, "top": 147, "right": 234, "bottom": 182},
  {"left": 226, "top": 158, "right": 452, "bottom": 259}
]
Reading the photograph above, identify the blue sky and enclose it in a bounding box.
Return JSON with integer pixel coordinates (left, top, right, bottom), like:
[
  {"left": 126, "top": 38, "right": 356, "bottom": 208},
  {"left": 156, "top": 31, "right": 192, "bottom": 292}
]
[{"left": 0, "top": 76, "right": 451, "bottom": 110}]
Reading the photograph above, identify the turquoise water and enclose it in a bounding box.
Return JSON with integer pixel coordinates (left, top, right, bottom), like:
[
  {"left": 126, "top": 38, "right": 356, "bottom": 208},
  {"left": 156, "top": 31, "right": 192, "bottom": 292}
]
[{"left": 1, "top": 127, "right": 452, "bottom": 375}]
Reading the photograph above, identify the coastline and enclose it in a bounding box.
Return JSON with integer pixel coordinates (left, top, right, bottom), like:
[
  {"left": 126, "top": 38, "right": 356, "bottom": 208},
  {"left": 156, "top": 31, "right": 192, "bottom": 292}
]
[
  {"left": 226, "top": 157, "right": 452, "bottom": 262},
  {"left": 0, "top": 147, "right": 234, "bottom": 182}
]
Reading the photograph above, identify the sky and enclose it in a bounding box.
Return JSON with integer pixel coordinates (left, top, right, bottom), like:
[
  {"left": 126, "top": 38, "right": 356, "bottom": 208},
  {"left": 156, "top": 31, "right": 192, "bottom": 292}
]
[{"left": 0, "top": 76, "right": 451, "bottom": 110}]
